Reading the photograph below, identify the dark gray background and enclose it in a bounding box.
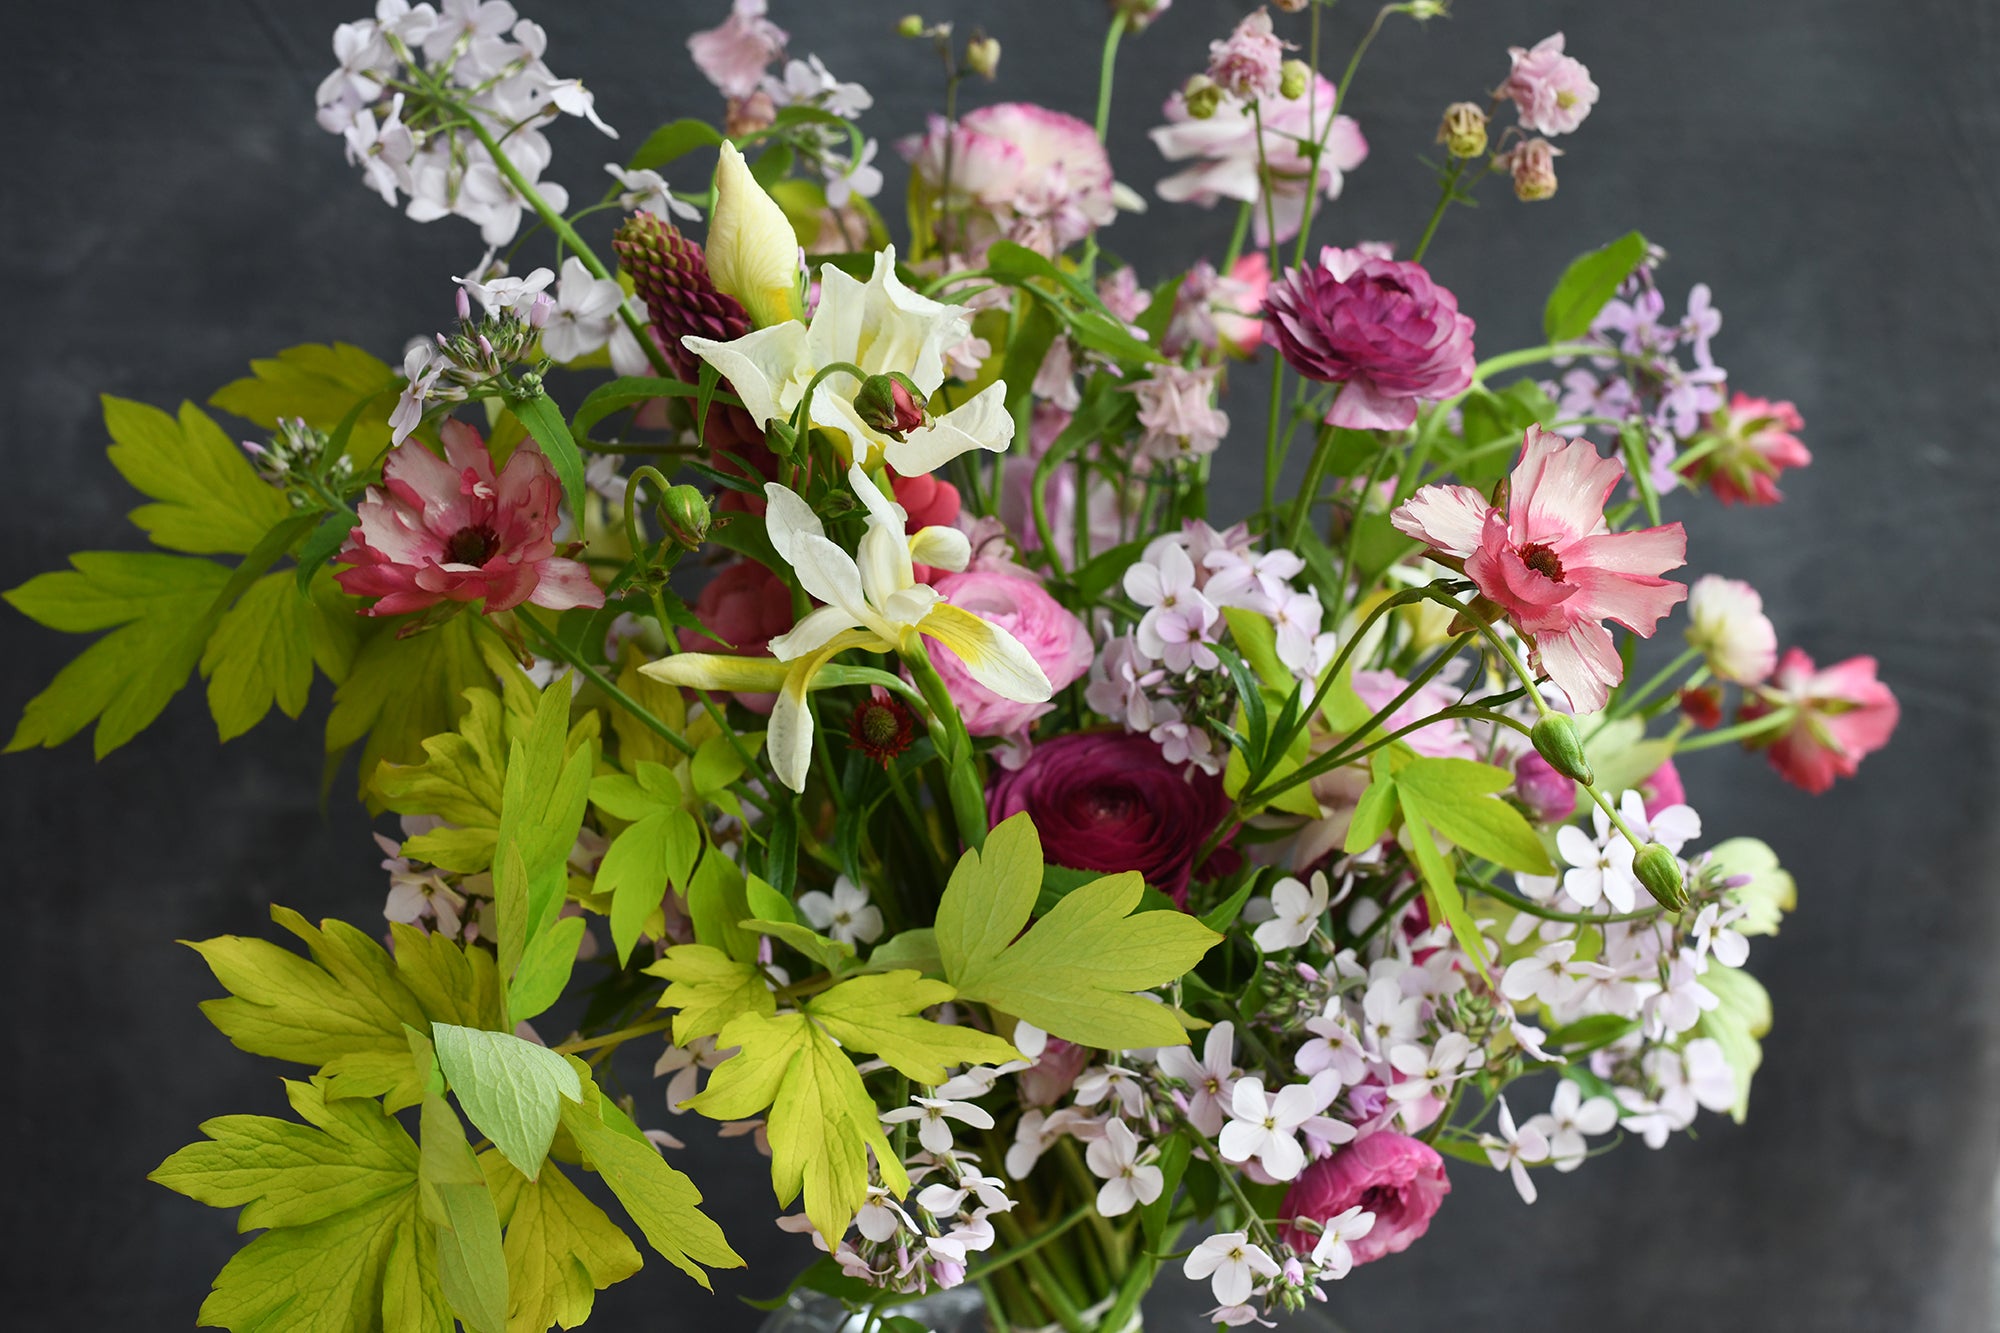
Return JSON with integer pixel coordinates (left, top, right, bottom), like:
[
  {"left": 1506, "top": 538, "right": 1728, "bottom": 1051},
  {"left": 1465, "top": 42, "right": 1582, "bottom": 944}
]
[{"left": 5, "top": 1, "right": 1995, "bottom": 1329}]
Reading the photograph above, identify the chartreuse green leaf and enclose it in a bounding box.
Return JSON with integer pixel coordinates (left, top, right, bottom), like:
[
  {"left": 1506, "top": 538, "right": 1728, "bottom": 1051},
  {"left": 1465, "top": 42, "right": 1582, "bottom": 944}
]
[
  {"left": 492, "top": 679, "right": 596, "bottom": 988},
  {"left": 200, "top": 570, "right": 356, "bottom": 742},
  {"left": 409, "top": 1028, "right": 509, "bottom": 1333},
  {"left": 209, "top": 342, "right": 402, "bottom": 464},
  {"left": 1396, "top": 791, "right": 1495, "bottom": 986},
  {"left": 935, "top": 813, "right": 1221, "bottom": 1050},
  {"left": 744, "top": 918, "right": 855, "bottom": 972},
  {"left": 1543, "top": 231, "right": 1648, "bottom": 343},
  {"left": 327, "top": 612, "right": 490, "bottom": 791},
  {"left": 5, "top": 551, "right": 230, "bottom": 756},
  {"left": 561, "top": 1067, "right": 742, "bottom": 1288},
  {"left": 1394, "top": 758, "right": 1554, "bottom": 875},
  {"left": 647, "top": 944, "right": 778, "bottom": 1048},
  {"left": 150, "top": 1078, "right": 454, "bottom": 1333},
  {"left": 480, "top": 1150, "right": 643, "bottom": 1332},
  {"left": 1708, "top": 837, "right": 1795, "bottom": 937},
  {"left": 590, "top": 763, "right": 703, "bottom": 965},
  {"left": 686, "top": 846, "right": 760, "bottom": 964},
  {"left": 807, "top": 973, "right": 1020, "bottom": 1084},
  {"left": 431, "top": 1023, "right": 584, "bottom": 1182},
  {"left": 103, "top": 395, "right": 294, "bottom": 555},
  {"left": 186, "top": 906, "right": 510, "bottom": 1113},
  {"left": 1695, "top": 965, "right": 1772, "bottom": 1122}
]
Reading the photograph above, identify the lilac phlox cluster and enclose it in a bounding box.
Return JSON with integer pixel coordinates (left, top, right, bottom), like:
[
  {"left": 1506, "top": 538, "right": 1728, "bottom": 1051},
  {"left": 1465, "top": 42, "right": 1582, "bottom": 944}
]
[
  {"left": 315, "top": 1, "right": 620, "bottom": 245},
  {"left": 1089, "top": 522, "right": 1335, "bottom": 774},
  {"left": 391, "top": 272, "right": 553, "bottom": 443},
  {"left": 1550, "top": 264, "right": 1726, "bottom": 492},
  {"left": 762, "top": 55, "right": 884, "bottom": 206}
]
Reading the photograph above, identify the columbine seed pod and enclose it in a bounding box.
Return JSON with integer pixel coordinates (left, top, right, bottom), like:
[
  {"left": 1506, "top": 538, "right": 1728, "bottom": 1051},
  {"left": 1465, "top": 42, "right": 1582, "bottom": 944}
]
[
  {"left": 657, "top": 485, "right": 713, "bottom": 549},
  {"left": 1437, "top": 102, "right": 1488, "bottom": 159},
  {"left": 897, "top": 14, "right": 924, "bottom": 37},
  {"left": 1182, "top": 74, "right": 1223, "bottom": 120},
  {"left": 1633, "top": 843, "right": 1688, "bottom": 912},
  {"left": 1278, "top": 59, "right": 1311, "bottom": 101},
  {"left": 1507, "top": 137, "right": 1561, "bottom": 202},
  {"left": 965, "top": 34, "right": 1000, "bottom": 79},
  {"left": 1530, "top": 714, "right": 1594, "bottom": 785}
]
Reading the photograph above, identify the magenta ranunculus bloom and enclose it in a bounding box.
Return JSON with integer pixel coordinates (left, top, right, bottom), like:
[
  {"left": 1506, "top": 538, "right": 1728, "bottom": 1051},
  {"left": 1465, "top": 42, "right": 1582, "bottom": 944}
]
[
  {"left": 929, "top": 571, "right": 1093, "bottom": 742},
  {"left": 1740, "top": 649, "right": 1900, "bottom": 794},
  {"left": 335, "top": 421, "right": 603, "bottom": 617},
  {"left": 1279, "top": 1131, "right": 1451, "bottom": 1266},
  {"left": 1262, "top": 247, "right": 1477, "bottom": 431},
  {"left": 1502, "top": 32, "right": 1599, "bottom": 137},
  {"left": 987, "top": 730, "right": 1230, "bottom": 902}
]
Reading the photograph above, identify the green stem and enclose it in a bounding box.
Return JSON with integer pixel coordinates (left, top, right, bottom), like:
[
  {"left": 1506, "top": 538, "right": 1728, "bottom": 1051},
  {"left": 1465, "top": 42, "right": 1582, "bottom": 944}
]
[
  {"left": 1470, "top": 342, "right": 1609, "bottom": 387},
  {"left": 1326, "top": 440, "right": 1399, "bottom": 627},
  {"left": 1472, "top": 878, "right": 1663, "bottom": 926},
  {"left": 1409, "top": 159, "right": 1467, "bottom": 265},
  {"left": 1284, "top": 421, "right": 1339, "bottom": 549},
  {"left": 903, "top": 649, "right": 988, "bottom": 850},
  {"left": 964, "top": 1202, "right": 1097, "bottom": 1284},
  {"left": 1293, "top": 2, "right": 1394, "bottom": 264},
  {"left": 1167, "top": 1106, "right": 1279, "bottom": 1249},
  {"left": 1673, "top": 705, "right": 1794, "bottom": 752},
  {"left": 1094, "top": 10, "right": 1128, "bottom": 142},
  {"left": 1613, "top": 646, "right": 1701, "bottom": 719}
]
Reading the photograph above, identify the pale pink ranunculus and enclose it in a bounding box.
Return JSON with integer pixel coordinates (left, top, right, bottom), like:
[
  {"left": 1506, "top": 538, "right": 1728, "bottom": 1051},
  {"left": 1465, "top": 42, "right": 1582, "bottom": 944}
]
[
  {"left": 1682, "top": 393, "right": 1812, "bottom": 507},
  {"left": 1263, "top": 247, "right": 1477, "bottom": 431},
  {"left": 1152, "top": 74, "right": 1368, "bottom": 246},
  {"left": 1740, "top": 649, "right": 1899, "bottom": 795},
  {"left": 1502, "top": 32, "right": 1598, "bottom": 137},
  {"left": 686, "top": 0, "right": 787, "bottom": 100},
  {"left": 1685, "top": 574, "right": 1778, "bottom": 685},
  {"left": 335, "top": 421, "right": 602, "bottom": 617},
  {"left": 1207, "top": 7, "right": 1288, "bottom": 102},
  {"left": 1392, "top": 425, "right": 1688, "bottom": 713},
  {"left": 1279, "top": 1132, "right": 1450, "bottom": 1266},
  {"left": 900, "top": 104, "right": 1117, "bottom": 259},
  {"left": 927, "top": 571, "right": 1093, "bottom": 743}
]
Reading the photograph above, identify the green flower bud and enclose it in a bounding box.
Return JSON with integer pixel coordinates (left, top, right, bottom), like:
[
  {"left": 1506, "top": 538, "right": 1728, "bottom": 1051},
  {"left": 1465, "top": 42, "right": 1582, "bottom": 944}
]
[
  {"left": 1632, "top": 843, "right": 1688, "bottom": 912},
  {"left": 1183, "top": 74, "right": 1223, "bottom": 120},
  {"left": 657, "top": 485, "right": 712, "bottom": 549},
  {"left": 1278, "top": 59, "right": 1311, "bottom": 101},
  {"left": 897, "top": 14, "right": 925, "bottom": 37},
  {"left": 765, "top": 418, "right": 801, "bottom": 457},
  {"left": 1530, "top": 714, "right": 1594, "bottom": 785},
  {"left": 965, "top": 34, "right": 1001, "bottom": 79},
  {"left": 1437, "top": 102, "right": 1488, "bottom": 159}
]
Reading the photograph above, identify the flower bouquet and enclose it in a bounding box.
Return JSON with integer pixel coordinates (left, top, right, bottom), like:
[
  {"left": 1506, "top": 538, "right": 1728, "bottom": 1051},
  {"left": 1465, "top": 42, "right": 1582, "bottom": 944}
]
[{"left": 10, "top": 1, "right": 1903, "bottom": 1330}]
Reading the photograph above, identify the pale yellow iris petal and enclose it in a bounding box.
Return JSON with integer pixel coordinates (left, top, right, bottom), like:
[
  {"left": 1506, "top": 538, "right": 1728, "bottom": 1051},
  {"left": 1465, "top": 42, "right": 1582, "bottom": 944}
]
[
  {"left": 761, "top": 481, "right": 825, "bottom": 563},
  {"left": 768, "top": 603, "right": 861, "bottom": 661},
  {"left": 767, "top": 630, "right": 879, "bottom": 792},
  {"left": 908, "top": 524, "right": 971, "bottom": 573},
  {"left": 918, "top": 602, "right": 1053, "bottom": 704},
  {"left": 639, "top": 653, "right": 792, "bottom": 693},
  {"left": 681, "top": 323, "right": 807, "bottom": 427},
  {"left": 706, "top": 141, "right": 802, "bottom": 330}
]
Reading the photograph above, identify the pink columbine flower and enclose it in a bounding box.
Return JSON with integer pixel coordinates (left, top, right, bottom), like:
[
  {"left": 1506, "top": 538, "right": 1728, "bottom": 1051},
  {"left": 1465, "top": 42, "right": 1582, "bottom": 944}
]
[
  {"left": 1263, "top": 247, "right": 1478, "bottom": 432},
  {"left": 687, "top": 0, "right": 787, "bottom": 100},
  {"left": 1152, "top": 74, "right": 1368, "bottom": 247},
  {"left": 1132, "top": 363, "right": 1231, "bottom": 465},
  {"left": 1501, "top": 33, "right": 1599, "bottom": 137},
  {"left": 335, "top": 421, "right": 603, "bottom": 617},
  {"left": 1682, "top": 393, "right": 1812, "bottom": 506},
  {"left": 1739, "top": 649, "right": 1899, "bottom": 794},
  {"left": 1207, "top": 8, "right": 1288, "bottom": 103},
  {"left": 1391, "top": 425, "right": 1688, "bottom": 713}
]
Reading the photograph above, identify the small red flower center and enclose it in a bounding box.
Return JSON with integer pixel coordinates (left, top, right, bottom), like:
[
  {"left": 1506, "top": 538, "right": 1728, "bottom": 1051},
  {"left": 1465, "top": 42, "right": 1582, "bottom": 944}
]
[
  {"left": 444, "top": 523, "right": 500, "bottom": 566},
  {"left": 849, "top": 696, "right": 915, "bottom": 766},
  {"left": 1519, "top": 541, "right": 1565, "bottom": 582}
]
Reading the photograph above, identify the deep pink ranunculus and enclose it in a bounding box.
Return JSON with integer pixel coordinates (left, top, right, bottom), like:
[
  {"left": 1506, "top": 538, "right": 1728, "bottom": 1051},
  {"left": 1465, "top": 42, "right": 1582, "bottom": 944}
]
[
  {"left": 1740, "top": 649, "right": 1899, "bottom": 794},
  {"left": 987, "top": 730, "right": 1231, "bottom": 902},
  {"left": 928, "top": 571, "right": 1092, "bottom": 740},
  {"left": 1682, "top": 392, "right": 1812, "bottom": 506},
  {"left": 1262, "top": 247, "right": 1477, "bottom": 431},
  {"left": 1512, "top": 750, "right": 1578, "bottom": 824},
  {"left": 1279, "top": 1132, "right": 1451, "bottom": 1266},
  {"left": 335, "top": 421, "right": 602, "bottom": 617},
  {"left": 1638, "top": 758, "right": 1685, "bottom": 819}
]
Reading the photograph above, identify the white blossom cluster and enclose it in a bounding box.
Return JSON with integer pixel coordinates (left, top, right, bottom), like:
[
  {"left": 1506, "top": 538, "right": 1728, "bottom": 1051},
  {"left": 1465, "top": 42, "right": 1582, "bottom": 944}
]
[{"left": 314, "top": 0, "right": 617, "bottom": 245}]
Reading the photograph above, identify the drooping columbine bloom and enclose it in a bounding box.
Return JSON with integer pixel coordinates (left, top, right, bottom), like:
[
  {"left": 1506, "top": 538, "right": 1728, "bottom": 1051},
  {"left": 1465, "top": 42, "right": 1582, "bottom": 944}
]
[
  {"left": 686, "top": 0, "right": 787, "bottom": 99},
  {"left": 1263, "top": 247, "right": 1477, "bottom": 431},
  {"left": 1684, "top": 574, "right": 1778, "bottom": 685},
  {"left": 1131, "top": 363, "right": 1231, "bottom": 464},
  {"left": 642, "top": 466, "right": 1050, "bottom": 791},
  {"left": 899, "top": 104, "right": 1121, "bottom": 260},
  {"left": 1153, "top": 74, "right": 1368, "bottom": 247},
  {"left": 1681, "top": 393, "right": 1812, "bottom": 506},
  {"left": 1739, "top": 649, "right": 1899, "bottom": 794},
  {"left": 1206, "top": 8, "right": 1288, "bottom": 103},
  {"left": 1391, "top": 426, "right": 1688, "bottom": 712},
  {"left": 1500, "top": 33, "right": 1599, "bottom": 137},
  {"left": 682, "top": 246, "right": 1013, "bottom": 478},
  {"left": 335, "top": 421, "right": 602, "bottom": 616}
]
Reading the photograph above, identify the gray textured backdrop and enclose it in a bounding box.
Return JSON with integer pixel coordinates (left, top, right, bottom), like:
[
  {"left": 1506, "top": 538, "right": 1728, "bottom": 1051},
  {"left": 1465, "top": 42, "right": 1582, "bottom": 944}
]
[{"left": 5, "top": 1, "right": 1996, "bottom": 1329}]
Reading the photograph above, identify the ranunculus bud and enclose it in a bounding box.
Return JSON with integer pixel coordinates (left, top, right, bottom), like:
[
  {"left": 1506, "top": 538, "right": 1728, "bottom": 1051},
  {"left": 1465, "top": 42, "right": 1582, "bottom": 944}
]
[
  {"left": 965, "top": 34, "right": 1001, "bottom": 79},
  {"left": 1437, "top": 102, "right": 1488, "bottom": 159},
  {"left": 1529, "top": 714, "right": 1594, "bottom": 785},
  {"left": 1182, "top": 74, "right": 1223, "bottom": 120},
  {"left": 1506, "top": 137, "right": 1561, "bottom": 202},
  {"left": 657, "top": 484, "right": 713, "bottom": 548},
  {"left": 1680, "top": 684, "right": 1724, "bottom": 730},
  {"left": 854, "top": 373, "right": 930, "bottom": 441},
  {"left": 1633, "top": 843, "right": 1688, "bottom": 912},
  {"left": 1278, "top": 59, "right": 1311, "bottom": 100},
  {"left": 764, "top": 418, "right": 801, "bottom": 457},
  {"left": 897, "top": 14, "right": 925, "bottom": 37}
]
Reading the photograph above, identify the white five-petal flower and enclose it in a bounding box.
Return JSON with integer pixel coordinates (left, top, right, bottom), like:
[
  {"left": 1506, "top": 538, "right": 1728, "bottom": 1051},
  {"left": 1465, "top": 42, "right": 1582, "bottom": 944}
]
[
  {"left": 1308, "top": 1206, "right": 1376, "bottom": 1281},
  {"left": 1217, "top": 1074, "right": 1337, "bottom": 1182},
  {"left": 1251, "top": 872, "right": 1330, "bottom": 953},
  {"left": 1184, "top": 1232, "right": 1281, "bottom": 1308},
  {"left": 795, "top": 876, "right": 884, "bottom": 946},
  {"left": 1084, "top": 1119, "right": 1164, "bottom": 1217},
  {"left": 880, "top": 1093, "right": 995, "bottom": 1155},
  {"left": 1480, "top": 1096, "right": 1550, "bottom": 1204},
  {"left": 1155, "top": 1021, "right": 1239, "bottom": 1136}
]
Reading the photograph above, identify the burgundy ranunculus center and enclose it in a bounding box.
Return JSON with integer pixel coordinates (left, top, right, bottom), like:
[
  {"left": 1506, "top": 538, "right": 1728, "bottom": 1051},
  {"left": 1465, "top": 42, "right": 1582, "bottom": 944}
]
[
  {"left": 1519, "top": 541, "right": 1565, "bottom": 582},
  {"left": 444, "top": 523, "right": 501, "bottom": 567}
]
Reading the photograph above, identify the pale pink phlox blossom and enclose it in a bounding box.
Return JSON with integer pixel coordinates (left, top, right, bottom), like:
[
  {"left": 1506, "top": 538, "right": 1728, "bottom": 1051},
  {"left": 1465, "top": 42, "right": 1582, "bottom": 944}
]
[
  {"left": 1132, "top": 363, "right": 1231, "bottom": 464},
  {"left": 880, "top": 1094, "right": 995, "bottom": 1154},
  {"left": 1156, "top": 1020, "right": 1240, "bottom": 1136},
  {"left": 1218, "top": 1073, "right": 1341, "bottom": 1181},
  {"left": 1501, "top": 33, "right": 1599, "bottom": 136},
  {"left": 687, "top": 0, "right": 787, "bottom": 99},
  {"left": 1390, "top": 425, "right": 1688, "bottom": 712},
  {"left": 1691, "top": 902, "right": 1750, "bottom": 968},
  {"left": 1125, "top": 542, "right": 1222, "bottom": 673},
  {"left": 1005, "top": 1106, "right": 1098, "bottom": 1179},
  {"left": 1084, "top": 1118, "right": 1165, "bottom": 1217},
  {"left": 1308, "top": 1206, "right": 1376, "bottom": 1281},
  {"left": 1185, "top": 1232, "right": 1282, "bottom": 1308},
  {"left": 1524, "top": 1079, "right": 1619, "bottom": 1172},
  {"left": 1480, "top": 1096, "right": 1551, "bottom": 1203},
  {"left": 1296, "top": 1001, "right": 1369, "bottom": 1086}
]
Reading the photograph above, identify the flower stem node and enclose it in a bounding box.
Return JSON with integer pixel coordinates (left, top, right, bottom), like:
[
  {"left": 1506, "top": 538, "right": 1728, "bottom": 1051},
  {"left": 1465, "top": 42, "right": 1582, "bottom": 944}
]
[
  {"left": 1632, "top": 843, "right": 1688, "bottom": 913},
  {"left": 1529, "top": 714, "right": 1594, "bottom": 786},
  {"left": 1437, "top": 102, "right": 1488, "bottom": 159},
  {"left": 657, "top": 485, "right": 713, "bottom": 549},
  {"left": 1278, "top": 60, "right": 1311, "bottom": 101},
  {"left": 854, "top": 373, "right": 931, "bottom": 442},
  {"left": 1182, "top": 75, "right": 1223, "bottom": 121}
]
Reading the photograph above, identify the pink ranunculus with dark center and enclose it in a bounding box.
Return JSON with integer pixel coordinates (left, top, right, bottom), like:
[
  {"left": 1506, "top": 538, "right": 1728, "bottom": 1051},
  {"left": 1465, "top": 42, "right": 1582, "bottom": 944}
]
[
  {"left": 1262, "top": 247, "right": 1477, "bottom": 431},
  {"left": 683, "top": 557, "right": 795, "bottom": 713},
  {"left": 987, "top": 730, "right": 1232, "bottom": 903},
  {"left": 335, "top": 421, "right": 602, "bottom": 617},
  {"left": 1391, "top": 425, "right": 1688, "bottom": 713},
  {"left": 1682, "top": 392, "right": 1812, "bottom": 506},
  {"left": 1279, "top": 1132, "right": 1450, "bottom": 1266},
  {"left": 1739, "top": 649, "right": 1899, "bottom": 794},
  {"left": 928, "top": 571, "right": 1093, "bottom": 744},
  {"left": 1501, "top": 32, "right": 1599, "bottom": 137},
  {"left": 1513, "top": 750, "right": 1578, "bottom": 824}
]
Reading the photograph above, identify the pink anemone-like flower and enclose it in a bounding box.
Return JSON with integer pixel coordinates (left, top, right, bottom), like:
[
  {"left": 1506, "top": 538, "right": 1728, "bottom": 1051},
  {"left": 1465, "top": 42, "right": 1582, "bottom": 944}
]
[
  {"left": 1682, "top": 392, "right": 1812, "bottom": 506},
  {"left": 336, "top": 421, "right": 602, "bottom": 617},
  {"left": 1739, "top": 649, "right": 1899, "bottom": 794},
  {"left": 928, "top": 571, "right": 1094, "bottom": 744},
  {"left": 1391, "top": 425, "right": 1687, "bottom": 713},
  {"left": 1263, "top": 247, "right": 1477, "bottom": 432}
]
